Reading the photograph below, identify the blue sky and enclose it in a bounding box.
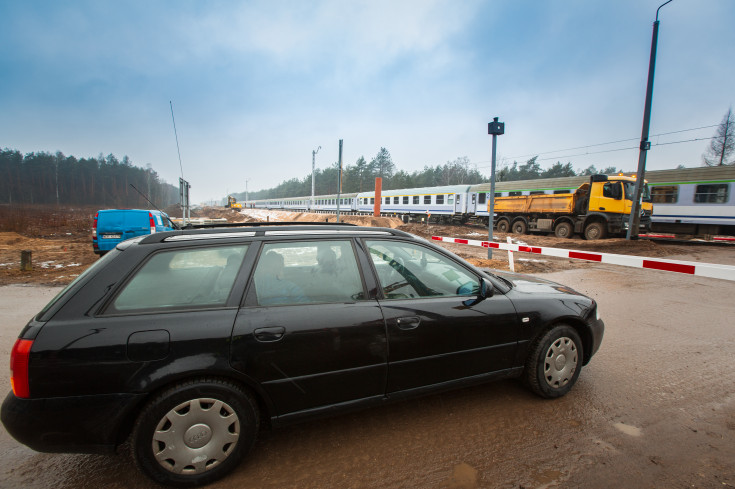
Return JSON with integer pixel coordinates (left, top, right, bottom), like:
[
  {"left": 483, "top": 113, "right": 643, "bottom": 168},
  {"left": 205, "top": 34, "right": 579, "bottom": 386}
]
[{"left": 1, "top": 0, "right": 734, "bottom": 203}]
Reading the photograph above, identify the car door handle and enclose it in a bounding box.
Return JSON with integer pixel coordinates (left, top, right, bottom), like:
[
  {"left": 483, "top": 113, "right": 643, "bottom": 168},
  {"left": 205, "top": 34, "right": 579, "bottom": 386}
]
[
  {"left": 254, "top": 327, "right": 286, "bottom": 342},
  {"left": 396, "top": 316, "right": 420, "bottom": 330}
]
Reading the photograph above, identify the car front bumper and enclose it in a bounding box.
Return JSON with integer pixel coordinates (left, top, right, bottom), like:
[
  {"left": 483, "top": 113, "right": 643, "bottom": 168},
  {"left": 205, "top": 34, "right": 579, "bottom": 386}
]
[{"left": 588, "top": 317, "right": 605, "bottom": 360}]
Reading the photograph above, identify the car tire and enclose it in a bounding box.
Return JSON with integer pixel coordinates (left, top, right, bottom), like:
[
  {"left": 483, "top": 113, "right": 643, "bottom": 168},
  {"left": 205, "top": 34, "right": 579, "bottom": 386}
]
[
  {"left": 584, "top": 221, "right": 607, "bottom": 240},
  {"left": 496, "top": 219, "right": 510, "bottom": 233},
  {"left": 524, "top": 325, "right": 583, "bottom": 399},
  {"left": 554, "top": 222, "right": 573, "bottom": 239},
  {"left": 131, "top": 378, "right": 259, "bottom": 487},
  {"left": 512, "top": 220, "right": 527, "bottom": 235}
]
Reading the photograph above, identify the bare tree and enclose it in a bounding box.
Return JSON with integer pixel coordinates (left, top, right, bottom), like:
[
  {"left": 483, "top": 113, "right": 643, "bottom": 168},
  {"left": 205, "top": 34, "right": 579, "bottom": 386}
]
[{"left": 703, "top": 107, "right": 735, "bottom": 166}]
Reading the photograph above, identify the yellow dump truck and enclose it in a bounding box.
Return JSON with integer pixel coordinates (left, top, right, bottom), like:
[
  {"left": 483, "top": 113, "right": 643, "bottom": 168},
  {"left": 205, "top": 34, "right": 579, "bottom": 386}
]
[
  {"left": 226, "top": 195, "right": 242, "bottom": 209},
  {"left": 492, "top": 174, "right": 653, "bottom": 239}
]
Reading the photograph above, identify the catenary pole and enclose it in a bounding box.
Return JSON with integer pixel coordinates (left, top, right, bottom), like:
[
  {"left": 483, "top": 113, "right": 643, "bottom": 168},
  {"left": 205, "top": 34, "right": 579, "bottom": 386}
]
[
  {"left": 311, "top": 146, "right": 320, "bottom": 211},
  {"left": 336, "top": 140, "right": 343, "bottom": 223},
  {"left": 627, "top": 0, "right": 673, "bottom": 239}
]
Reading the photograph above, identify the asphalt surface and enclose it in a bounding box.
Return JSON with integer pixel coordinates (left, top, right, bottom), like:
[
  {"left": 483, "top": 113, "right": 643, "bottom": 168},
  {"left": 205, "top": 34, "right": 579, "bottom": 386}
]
[{"left": 0, "top": 261, "right": 733, "bottom": 489}]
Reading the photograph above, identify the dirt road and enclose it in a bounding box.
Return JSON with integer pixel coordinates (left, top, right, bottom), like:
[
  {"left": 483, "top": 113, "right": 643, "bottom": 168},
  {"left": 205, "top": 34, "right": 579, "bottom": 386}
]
[{"left": 1, "top": 255, "right": 733, "bottom": 488}]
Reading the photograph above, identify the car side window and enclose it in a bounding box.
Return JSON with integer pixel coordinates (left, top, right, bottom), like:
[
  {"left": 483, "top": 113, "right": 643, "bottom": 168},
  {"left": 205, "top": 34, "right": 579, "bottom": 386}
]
[
  {"left": 252, "top": 240, "right": 365, "bottom": 306},
  {"left": 366, "top": 240, "right": 479, "bottom": 300},
  {"left": 109, "top": 244, "right": 249, "bottom": 313}
]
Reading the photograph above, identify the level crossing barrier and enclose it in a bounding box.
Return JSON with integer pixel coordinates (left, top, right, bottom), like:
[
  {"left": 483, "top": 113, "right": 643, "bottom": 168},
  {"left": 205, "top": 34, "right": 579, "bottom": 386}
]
[{"left": 431, "top": 236, "right": 735, "bottom": 282}]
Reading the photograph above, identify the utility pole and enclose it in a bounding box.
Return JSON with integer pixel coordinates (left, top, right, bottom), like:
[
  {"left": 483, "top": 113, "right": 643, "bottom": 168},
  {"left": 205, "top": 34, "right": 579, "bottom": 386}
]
[
  {"left": 627, "top": 0, "right": 673, "bottom": 239},
  {"left": 55, "top": 158, "right": 59, "bottom": 206},
  {"left": 336, "top": 139, "right": 343, "bottom": 223},
  {"left": 311, "top": 146, "right": 321, "bottom": 211},
  {"left": 487, "top": 117, "right": 505, "bottom": 259}
]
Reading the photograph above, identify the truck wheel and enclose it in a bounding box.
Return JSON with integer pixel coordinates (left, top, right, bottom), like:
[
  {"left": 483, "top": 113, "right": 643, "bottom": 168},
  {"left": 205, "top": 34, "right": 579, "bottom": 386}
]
[
  {"left": 496, "top": 219, "right": 510, "bottom": 233},
  {"left": 524, "top": 324, "right": 583, "bottom": 398},
  {"left": 584, "top": 222, "right": 607, "bottom": 240},
  {"left": 131, "top": 378, "right": 259, "bottom": 487},
  {"left": 512, "top": 220, "right": 527, "bottom": 234},
  {"left": 554, "top": 222, "right": 573, "bottom": 239}
]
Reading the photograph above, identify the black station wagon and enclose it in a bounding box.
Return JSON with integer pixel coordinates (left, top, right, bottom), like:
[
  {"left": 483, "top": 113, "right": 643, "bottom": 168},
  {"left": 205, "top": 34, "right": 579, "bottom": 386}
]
[{"left": 2, "top": 223, "right": 604, "bottom": 486}]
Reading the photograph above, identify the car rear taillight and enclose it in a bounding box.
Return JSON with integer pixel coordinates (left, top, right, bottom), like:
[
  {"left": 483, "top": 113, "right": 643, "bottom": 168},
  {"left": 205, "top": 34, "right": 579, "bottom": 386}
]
[
  {"left": 148, "top": 212, "right": 156, "bottom": 235},
  {"left": 10, "top": 338, "right": 33, "bottom": 399},
  {"left": 93, "top": 212, "right": 98, "bottom": 239}
]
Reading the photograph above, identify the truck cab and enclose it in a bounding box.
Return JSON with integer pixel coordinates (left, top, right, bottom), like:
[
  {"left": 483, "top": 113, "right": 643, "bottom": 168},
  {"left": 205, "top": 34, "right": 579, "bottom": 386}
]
[{"left": 583, "top": 175, "right": 652, "bottom": 237}]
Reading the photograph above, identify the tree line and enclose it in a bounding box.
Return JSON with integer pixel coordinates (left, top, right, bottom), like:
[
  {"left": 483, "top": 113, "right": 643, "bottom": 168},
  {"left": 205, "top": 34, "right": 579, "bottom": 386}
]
[
  {"left": 0, "top": 148, "right": 179, "bottom": 208},
  {"left": 237, "top": 147, "right": 621, "bottom": 201}
]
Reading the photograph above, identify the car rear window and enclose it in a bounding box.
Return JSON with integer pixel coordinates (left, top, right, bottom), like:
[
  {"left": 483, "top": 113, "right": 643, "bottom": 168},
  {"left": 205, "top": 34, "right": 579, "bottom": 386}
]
[{"left": 108, "top": 244, "right": 248, "bottom": 313}]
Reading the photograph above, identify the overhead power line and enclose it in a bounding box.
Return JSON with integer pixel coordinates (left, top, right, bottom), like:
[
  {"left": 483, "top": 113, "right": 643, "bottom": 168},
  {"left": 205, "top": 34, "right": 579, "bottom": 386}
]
[
  {"left": 502, "top": 123, "right": 719, "bottom": 161},
  {"left": 472, "top": 135, "right": 719, "bottom": 170}
]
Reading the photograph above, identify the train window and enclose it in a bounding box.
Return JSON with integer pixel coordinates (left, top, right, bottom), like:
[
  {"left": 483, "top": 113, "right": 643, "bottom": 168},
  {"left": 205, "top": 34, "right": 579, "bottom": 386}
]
[
  {"left": 529, "top": 191, "right": 545, "bottom": 195},
  {"left": 385, "top": 197, "right": 390, "bottom": 205},
  {"left": 370, "top": 198, "right": 375, "bottom": 204},
  {"left": 495, "top": 193, "right": 502, "bottom": 197},
  {"left": 403, "top": 196, "right": 409, "bottom": 204},
  {"left": 554, "top": 190, "right": 571, "bottom": 194},
  {"left": 413, "top": 196, "right": 419, "bottom": 204},
  {"left": 509, "top": 192, "right": 522, "bottom": 196},
  {"left": 694, "top": 184, "right": 729, "bottom": 203},
  {"left": 436, "top": 195, "right": 445, "bottom": 204},
  {"left": 424, "top": 195, "right": 431, "bottom": 204},
  {"left": 393, "top": 197, "right": 399, "bottom": 204},
  {"left": 478, "top": 193, "right": 486, "bottom": 204}
]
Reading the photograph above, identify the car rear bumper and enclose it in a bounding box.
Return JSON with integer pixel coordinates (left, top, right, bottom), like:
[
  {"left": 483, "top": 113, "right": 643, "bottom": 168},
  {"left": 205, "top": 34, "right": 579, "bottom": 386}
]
[{"left": 1, "top": 391, "right": 145, "bottom": 454}]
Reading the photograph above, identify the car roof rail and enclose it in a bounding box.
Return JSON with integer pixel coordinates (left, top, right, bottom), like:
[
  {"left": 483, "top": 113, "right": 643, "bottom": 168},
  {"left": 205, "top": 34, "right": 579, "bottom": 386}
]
[
  {"left": 139, "top": 223, "right": 413, "bottom": 244},
  {"left": 181, "top": 221, "right": 357, "bottom": 229}
]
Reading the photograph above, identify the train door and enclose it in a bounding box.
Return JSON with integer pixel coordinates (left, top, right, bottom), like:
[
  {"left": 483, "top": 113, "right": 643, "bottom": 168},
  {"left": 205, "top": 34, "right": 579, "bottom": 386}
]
[
  {"left": 454, "top": 194, "right": 463, "bottom": 214},
  {"left": 467, "top": 193, "right": 477, "bottom": 214}
]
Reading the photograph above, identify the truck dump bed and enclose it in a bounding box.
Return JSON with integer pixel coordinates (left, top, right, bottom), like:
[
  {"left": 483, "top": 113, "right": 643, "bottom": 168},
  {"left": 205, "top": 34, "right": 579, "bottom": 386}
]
[{"left": 494, "top": 189, "right": 580, "bottom": 214}]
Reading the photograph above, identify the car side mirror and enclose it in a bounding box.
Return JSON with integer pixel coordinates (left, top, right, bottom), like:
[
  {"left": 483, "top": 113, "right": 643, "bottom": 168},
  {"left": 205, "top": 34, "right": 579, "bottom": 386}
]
[{"left": 462, "top": 278, "right": 493, "bottom": 307}]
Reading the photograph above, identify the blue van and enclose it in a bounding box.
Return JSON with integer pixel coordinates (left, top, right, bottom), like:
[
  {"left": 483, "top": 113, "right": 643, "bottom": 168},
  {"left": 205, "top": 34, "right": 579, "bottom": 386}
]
[{"left": 93, "top": 209, "right": 175, "bottom": 255}]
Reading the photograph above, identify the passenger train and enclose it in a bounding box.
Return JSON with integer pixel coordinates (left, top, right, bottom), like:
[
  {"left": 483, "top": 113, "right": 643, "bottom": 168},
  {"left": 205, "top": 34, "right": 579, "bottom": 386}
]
[{"left": 248, "top": 166, "right": 735, "bottom": 236}]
